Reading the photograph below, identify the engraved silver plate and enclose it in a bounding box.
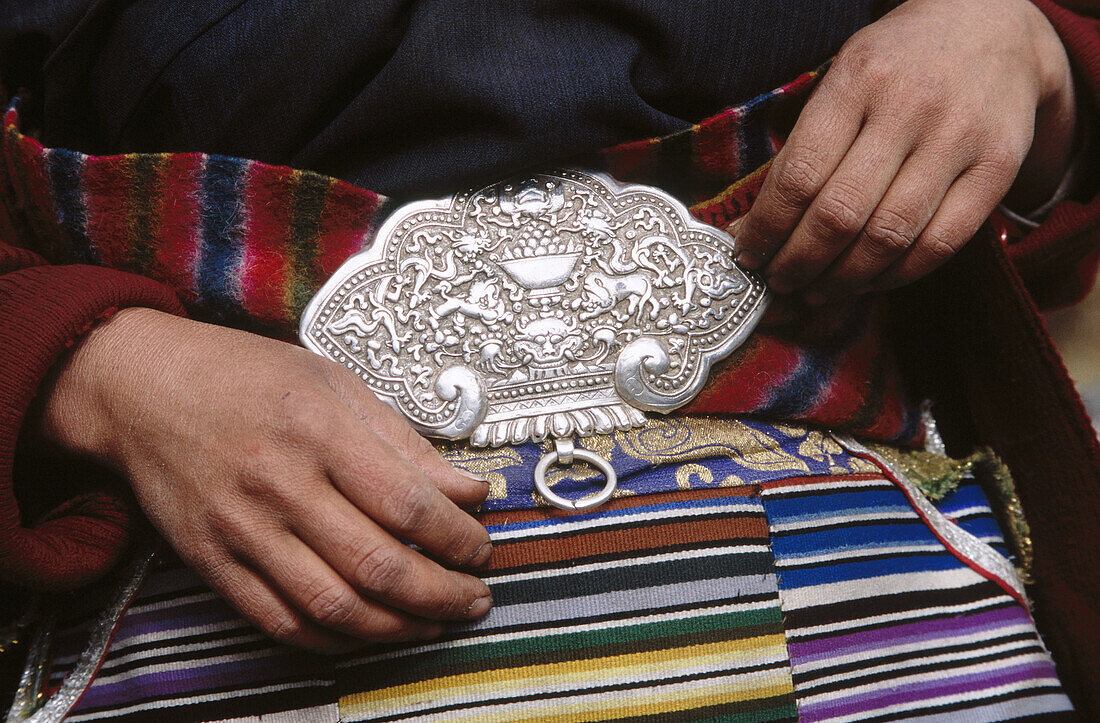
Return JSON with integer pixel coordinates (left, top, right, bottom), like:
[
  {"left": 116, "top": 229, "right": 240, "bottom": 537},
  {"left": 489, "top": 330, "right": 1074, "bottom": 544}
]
[{"left": 300, "top": 169, "right": 768, "bottom": 451}]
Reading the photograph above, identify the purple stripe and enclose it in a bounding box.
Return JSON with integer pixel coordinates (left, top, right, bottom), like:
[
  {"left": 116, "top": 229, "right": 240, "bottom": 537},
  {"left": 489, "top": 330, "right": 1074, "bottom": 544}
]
[
  {"left": 75, "top": 649, "right": 325, "bottom": 711},
  {"left": 790, "top": 605, "right": 1028, "bottom": 665},
  {"left": 800, "top": 658, "right": 1061, "bottom": 721}
]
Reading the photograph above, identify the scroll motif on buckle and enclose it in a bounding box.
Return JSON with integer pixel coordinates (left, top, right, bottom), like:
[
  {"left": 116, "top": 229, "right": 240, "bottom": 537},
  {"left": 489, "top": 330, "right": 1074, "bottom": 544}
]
[{"left": 300, "top": 169, "right": 768, "bottom": 448}]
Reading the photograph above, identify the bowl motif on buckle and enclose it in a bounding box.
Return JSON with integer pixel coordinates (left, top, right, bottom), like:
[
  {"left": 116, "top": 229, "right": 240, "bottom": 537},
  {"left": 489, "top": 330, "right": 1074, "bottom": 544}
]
[{"left": 300, "top": 170, "right": 768, "bottom": 451}]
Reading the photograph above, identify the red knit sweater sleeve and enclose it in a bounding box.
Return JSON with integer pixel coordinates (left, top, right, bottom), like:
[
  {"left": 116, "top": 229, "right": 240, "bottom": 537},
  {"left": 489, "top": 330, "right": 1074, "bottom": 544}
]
[
  {"left": 0, "top": 212, "right": 184, "bottom": 590},
  {"left": 1007, "top": 0, "right": 1100, "bottom": 309}
]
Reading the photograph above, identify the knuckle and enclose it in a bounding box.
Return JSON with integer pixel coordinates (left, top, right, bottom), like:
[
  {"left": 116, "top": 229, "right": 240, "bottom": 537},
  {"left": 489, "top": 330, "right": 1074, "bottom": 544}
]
[
  {"left": 835, "top": 34, "right": 891, "bottom": 87},
  {"left": 255, "top": 606, "right": 304, "bottom": 644},
  {"left": 302, "top": 582, "right": 359, "bottom": 628},
  {"left": 861, "top": 210, "right": 916, "bottom": 259},
  {"left": 976, "top": 141, "right": 1024, "bottom": 179},
  {"left": 280, "top": 392, "right": 336, "bottom": 444},
  {"left": 812, "top": 186, "right": 866, "bottom": 238},
  {"left": 918, "top": 232, "right": 958, "bottom": 264},
  {"left": 351, "top": 543, "right": 409, "bottom": 598},
  {"left": 389, "top": 483, "right": 437, "bottom": 537},
  {"left": 773, "top": 154, "right": 827, "bottom": 208}
]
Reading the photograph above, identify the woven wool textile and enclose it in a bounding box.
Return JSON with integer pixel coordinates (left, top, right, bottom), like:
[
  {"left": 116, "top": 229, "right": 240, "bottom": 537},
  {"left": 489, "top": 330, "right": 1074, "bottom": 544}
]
[{"left": 36, "top": 420, "right": 1070, "bottom": 722}]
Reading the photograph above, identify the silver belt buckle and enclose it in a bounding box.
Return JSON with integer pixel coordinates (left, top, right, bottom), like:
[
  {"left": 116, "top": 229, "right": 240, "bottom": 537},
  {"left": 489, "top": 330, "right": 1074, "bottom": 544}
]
[{"left": 300, "top": 169, "right": 769, "bottom": 509}]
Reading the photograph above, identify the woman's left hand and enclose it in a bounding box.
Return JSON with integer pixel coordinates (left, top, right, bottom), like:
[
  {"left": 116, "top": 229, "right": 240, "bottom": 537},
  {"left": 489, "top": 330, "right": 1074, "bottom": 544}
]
[{"left": 735, "top": 0, "right": 1078, "bottom": 304}]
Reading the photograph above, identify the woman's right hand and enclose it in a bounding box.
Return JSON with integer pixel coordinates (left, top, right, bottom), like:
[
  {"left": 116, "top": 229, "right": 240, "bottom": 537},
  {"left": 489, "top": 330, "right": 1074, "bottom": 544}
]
[{"left": 40, "top": 307, "right": 494, "bottom": 652}]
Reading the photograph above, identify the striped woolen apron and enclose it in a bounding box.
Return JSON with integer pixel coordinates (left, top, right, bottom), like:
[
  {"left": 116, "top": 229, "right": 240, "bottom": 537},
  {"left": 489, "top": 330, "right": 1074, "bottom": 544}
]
[{"left": 36, "top": 419, "right": 1070, "bottom": 722}]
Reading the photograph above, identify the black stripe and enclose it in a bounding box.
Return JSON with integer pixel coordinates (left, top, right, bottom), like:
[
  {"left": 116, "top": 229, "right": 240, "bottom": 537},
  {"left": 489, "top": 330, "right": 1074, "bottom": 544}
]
[
  {"left": 489, "top": 551, "right": 775, "bottom": 606},
  {"left": 782, "top": 583, "right": 1012, "bottom": 634},
  {"left": 615, "top": 696, "right": 799, "bottom": 723},
  {"left": 761, "top": 480, "right": 895, "bottom": 501},
  {"left": 288, "top": 170, "right": 328, "bottom": 316},
  {"left": 128, "top": 153, "right": 162, "bottom": 275}
]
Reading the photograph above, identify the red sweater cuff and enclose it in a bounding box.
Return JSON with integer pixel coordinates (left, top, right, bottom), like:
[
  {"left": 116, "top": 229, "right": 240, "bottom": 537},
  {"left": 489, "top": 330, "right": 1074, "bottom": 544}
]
[{"left": 0, "top": 262, "right": 184, "bottom": 590}]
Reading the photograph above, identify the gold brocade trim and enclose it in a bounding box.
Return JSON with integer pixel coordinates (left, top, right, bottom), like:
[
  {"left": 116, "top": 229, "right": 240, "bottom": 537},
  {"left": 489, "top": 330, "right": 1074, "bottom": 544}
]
[
  {"left": 866, "top": 443, "right": 1034, "bottom": 584},
  {"left": 436, "top": 417, "right": 877, "bottom": 506}
]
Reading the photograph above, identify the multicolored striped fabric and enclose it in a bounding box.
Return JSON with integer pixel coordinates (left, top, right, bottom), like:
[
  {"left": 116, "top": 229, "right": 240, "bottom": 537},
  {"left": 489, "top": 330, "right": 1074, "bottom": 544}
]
[
  {"left": 29, "top": 420, "right": 1069, "bottom": 722},
  {"left": 338, "top": 487, "right": 796, "bottom": 722},
  {"left": 760, "top": 474, "right": 1072, "bottom": 721},
  {"left": 1, "top": 68, "right": 921, "bottom": 442}
]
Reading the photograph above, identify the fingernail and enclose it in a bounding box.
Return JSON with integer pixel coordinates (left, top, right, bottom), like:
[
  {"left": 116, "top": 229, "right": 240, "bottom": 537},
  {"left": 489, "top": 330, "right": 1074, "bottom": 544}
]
[
  {"left": 457, "top": 469, "right": 489, "bottom": 484},
  {"left": 466, "top": 594, "right": 492, "bottom": 618},
  {"left": 468, "top": 541, "right": 493, "bottom": 567},
  {"left": 804, "top": 291, "right": 827, "bottom": 307}
]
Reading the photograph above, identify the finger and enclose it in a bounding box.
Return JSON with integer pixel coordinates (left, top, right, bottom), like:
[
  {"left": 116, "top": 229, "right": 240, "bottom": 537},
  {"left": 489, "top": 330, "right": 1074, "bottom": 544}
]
[
  {"left": 762, "top": 121, "right": 911, "bottom": 294},
  {"left": 735, "top": 76, "right": 864, "bottom": 271},
  {"left": 871, "top": 162, "right": 1015, "bottom": 291},
  {"left": 326, "top": 366, "right": 490, "bottom": 507},
  {"left": 802, "top": 149, "right": 959, "bottom": 303},
  {"left": 197, "top": 553, "right": 361, "bottom": 653},
  {"left": 326, "top": 426, "right": 494, "bottom": 569},
  {"left": 288, "top": 485, "right": 493, "bottom": 621},
  {"left": 231, "top": 526, "right": 449, "bottom": 642}
]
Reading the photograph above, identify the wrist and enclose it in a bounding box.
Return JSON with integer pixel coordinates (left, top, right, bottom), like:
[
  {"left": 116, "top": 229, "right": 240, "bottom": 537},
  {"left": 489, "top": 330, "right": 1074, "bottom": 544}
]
[{"left": 39, "top": 307, "right": 182, "bottom": 465}]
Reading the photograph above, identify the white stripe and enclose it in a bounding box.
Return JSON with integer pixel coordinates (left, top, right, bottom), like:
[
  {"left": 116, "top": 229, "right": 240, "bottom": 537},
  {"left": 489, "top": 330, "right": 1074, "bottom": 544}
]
[
  {"left": 338, "top": 598, "right": 777, "bottom": 668},
  {"left": 761, "top": 478, "right": 894, "bottom": 495},
  {"left": 90, "top": 630, "right": 269, "bottom": 676},
  {"left": 943, "top": 504, "right": 995, "bottom": 519},
  {"left": 128, "top": 590, "right": 219, "bottom": 614},
  {"left": 64, "top": 679, "right": 335, "bottom": 722},
  {"left": 212, "top": 704, "right": 341, "bottom": 723},
  {"left": 92, "top": 618, "right": 256, "bottom": 657},
  {"left": 781, "top": 567, "right": 986, "bottom": 610},
  {"left": 768, "top": 509, "right": 917, "bottom": 532},
  {"left": 87, "top": 645, "right": 300, "bottom": 687},
  {"left": 775, "top": 543, "right": 945, "bottom": 567},
  {"left": 488, "top": 501, "right": 761, "bottom": 541}
]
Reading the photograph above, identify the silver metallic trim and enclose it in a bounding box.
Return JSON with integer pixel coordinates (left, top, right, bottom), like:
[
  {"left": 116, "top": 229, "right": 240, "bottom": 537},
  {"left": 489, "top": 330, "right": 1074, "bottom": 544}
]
[{"left": 6, "top": 546, "right": 157, "bottom": 723}]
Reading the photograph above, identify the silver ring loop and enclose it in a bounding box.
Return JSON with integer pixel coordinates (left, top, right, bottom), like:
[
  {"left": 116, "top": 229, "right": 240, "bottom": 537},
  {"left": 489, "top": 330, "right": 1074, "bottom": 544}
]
[{"left": 534, "top": 448, "right": 618, "bottom": 511}]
